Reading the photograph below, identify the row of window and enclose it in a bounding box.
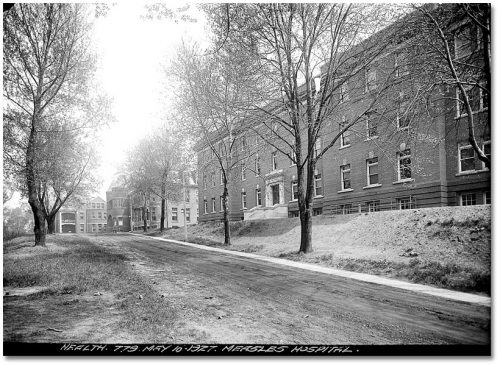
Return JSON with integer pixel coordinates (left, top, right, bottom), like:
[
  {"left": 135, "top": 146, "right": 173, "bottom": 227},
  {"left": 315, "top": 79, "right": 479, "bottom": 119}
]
[
  {"left": 79, "top": 223, "right": 107, "bottom": 232},
  {"left": 171, "top": 207, "right": 192, "bottom": 222},
  {"left": 460, "top": 191, "right": 490, "bottom": 206},
  {"left": 335, "top": 197, "right": 415, "bottom": 214},
  {"left": 88, "top": 202, "right": 105, "bottom": 209}
]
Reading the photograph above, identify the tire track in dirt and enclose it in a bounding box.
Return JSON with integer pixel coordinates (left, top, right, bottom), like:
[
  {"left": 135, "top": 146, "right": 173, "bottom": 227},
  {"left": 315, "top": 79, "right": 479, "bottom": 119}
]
[{"left": 99, "top": 234, "right": 490, "bottom": 345}]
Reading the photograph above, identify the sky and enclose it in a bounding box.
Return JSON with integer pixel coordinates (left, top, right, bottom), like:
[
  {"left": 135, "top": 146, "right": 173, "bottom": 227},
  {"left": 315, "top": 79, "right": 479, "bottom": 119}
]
[{"left": 91, "top": 1, "right": 207, "bottom": 198}]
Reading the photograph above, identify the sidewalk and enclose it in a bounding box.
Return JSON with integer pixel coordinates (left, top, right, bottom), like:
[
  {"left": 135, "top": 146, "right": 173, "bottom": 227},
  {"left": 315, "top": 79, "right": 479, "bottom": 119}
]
[{"left": 129, "top": 233, "right": 491, "bottom": 307}]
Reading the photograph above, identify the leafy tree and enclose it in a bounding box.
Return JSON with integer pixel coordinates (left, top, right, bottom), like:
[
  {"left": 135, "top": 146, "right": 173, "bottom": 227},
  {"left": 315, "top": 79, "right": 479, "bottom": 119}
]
[{"left": 3, "top": 4, "right": 110, "bottom": 245}]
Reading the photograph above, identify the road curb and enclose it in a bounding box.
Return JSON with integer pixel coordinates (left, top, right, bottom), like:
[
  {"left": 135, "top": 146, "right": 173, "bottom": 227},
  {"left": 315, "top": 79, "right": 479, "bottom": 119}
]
[{"left": 128, "top": 233, "right": 491, "bottom": 307}]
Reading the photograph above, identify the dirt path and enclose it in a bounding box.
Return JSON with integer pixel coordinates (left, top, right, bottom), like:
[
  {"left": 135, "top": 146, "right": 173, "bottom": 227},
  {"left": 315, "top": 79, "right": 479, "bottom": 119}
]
[{"left": 95, "top": 233, "right": 490, "bottom": 345}]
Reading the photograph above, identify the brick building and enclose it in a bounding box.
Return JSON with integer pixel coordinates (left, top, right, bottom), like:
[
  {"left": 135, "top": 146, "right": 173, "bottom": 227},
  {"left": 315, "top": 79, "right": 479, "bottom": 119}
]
[
  {"left": 196, "top": 5, "right": 490, "bottom": 223},
  {"left": 54, "top": 196, "right": 107, "bottom": 233}
]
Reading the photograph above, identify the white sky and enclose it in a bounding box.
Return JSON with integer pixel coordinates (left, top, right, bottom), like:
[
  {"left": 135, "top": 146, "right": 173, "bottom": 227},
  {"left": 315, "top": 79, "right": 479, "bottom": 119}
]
[{"left": 92, "top": 1, "right": 207, "bottom": 198}]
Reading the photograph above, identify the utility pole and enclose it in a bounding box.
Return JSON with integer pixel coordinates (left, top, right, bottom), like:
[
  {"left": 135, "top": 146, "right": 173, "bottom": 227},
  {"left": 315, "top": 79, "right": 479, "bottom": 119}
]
[{"left": 183, "top": 170, "right": 188, "bottom": 242}]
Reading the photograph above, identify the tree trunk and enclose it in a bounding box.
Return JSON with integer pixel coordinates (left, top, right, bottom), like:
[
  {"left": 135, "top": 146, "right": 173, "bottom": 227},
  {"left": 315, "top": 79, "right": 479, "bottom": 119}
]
[
  {"left": 160, "top": 198, "right": 166, "bottom": 232},
  {"left": 46, "top": 214, "right": 56, "bottom": 234},
  {"left": 222, "top": 182, "right": 231, "bottom": 246},
  {"left": 299, "top": 206, "right": 313, "bottom": 253},
  {"left": 30, "top": 203, "right": 47, "bottom": 246}
]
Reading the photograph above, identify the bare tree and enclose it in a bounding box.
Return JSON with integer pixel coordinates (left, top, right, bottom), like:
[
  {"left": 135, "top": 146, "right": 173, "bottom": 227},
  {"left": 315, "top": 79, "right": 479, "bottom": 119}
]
[
  {"left": 171, "top": 41, "right": 263, "bottom": 245},
  {"left": 206, "top": 3, "right": 407, "bottom": 253},
  {"left": 3, "top": 4, "right": 107, "bottom": 245},
  {"left": 411, "top": 4, "right": 490, "bottom": 169}
]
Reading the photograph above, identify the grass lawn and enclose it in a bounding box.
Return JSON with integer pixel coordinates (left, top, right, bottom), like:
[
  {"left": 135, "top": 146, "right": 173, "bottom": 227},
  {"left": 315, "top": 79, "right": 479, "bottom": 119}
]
[{"left": 3, "top": 235, "right": 179, "bottom": 343}]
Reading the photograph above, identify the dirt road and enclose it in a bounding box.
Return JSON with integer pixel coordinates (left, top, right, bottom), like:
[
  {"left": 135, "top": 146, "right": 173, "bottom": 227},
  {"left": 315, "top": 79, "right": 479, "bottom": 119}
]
[{"left": 96, "top": 233, "right": 490, "bottom": 345}]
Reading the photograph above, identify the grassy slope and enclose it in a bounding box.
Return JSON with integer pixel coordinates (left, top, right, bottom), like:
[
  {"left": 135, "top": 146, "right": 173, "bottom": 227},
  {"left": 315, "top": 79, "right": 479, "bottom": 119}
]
[{"left": 157, "top": 205, "right": 491, "bottom": 295}]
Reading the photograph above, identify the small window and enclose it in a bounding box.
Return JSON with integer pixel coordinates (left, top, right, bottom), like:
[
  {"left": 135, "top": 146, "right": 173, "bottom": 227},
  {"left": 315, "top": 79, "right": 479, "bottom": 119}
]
[
  {"left": 291, "top": 180, "right": 298, "bottom": 201},
  {"left": 186, "top": 208, "right": 191, "bottom": 223},
  {"left": 340, "top": 117, "right": 351, "bottom": 148},
  {"left": 241, "top": 192, "right": 247, "bottom": 209},
  {"left": 203, "top": 200, "right": 208, "bottom": 214},
  {"left": 460, "top": 193, "right": 477, "bottom": 206},
  {"left": 219, "top": 196, "right": 224, "bottom": 212},
  {"left": 212, "top": 197, "right": 216, "bottom": 212},
  {"left": 339, "top": 204, "right": 352, "bottom": 215},
  {"left": 398, "top": 149, "right": 412, "bottom": 181},
  {"left": 366, "top": 115, "right": 378, "bottom": 139},
  {"left": 314, "top": 173, "right": 323, "bottom": 197},
  {"left": 484, "top": 191, "right": 491, "bottom": 205},
  {"left": 367, "top": 200, "right": 380, "bottom": 212},
  {"left": 272, "top": 151, "right": 278, "bottom": 170},
  {"left": 397, "top": 92, "right": 410, "bottom": 129},
  {"left": 241, "top": 162, "right": 246, "bottom": 181},
  {"left": 366, "top": 68, "right": 377, "bottom": 92},
  {"left": 80, "top": 223, "right": 84, "bottom": 232},
  {"left": 220, "top": 169, "right": 224, "bottom": 185},
  {"left": 340, "top": 164, "right": 351, "bottom": 190},
  {"left": 256, "top": 188, "right": 262, "bottom": 206},
  {"left": 290, "top": 149, "right": 296, "bottom": 166},
  {"left": 398, "top": 197, "right": 414, "bottom": 210},
  {"left": 211, "top": 171, "right": 216, "bottom": 187},
  {"left": 172, "top": 207, "right": 178, "bottom": 221},
  {"left": 314, "top": 138, "right": 322, "bottom": 159},
  {"left": 255, "top": 155, "right": 261, "bottom": 176},
  {"left": 367, "top": 157, "right": 379, "bottom": 186},
  {"left": 395, "top": 52, "right": 410, "bottom": 78},
  {"left": 459, "top": 145, "right": 475, "bottom": 172}
]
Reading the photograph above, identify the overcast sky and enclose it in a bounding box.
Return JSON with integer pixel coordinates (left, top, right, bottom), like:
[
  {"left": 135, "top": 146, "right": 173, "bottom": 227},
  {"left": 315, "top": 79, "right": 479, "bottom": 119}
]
[{"left": 92, "top": 1, "right": 207, "bottom": 198}]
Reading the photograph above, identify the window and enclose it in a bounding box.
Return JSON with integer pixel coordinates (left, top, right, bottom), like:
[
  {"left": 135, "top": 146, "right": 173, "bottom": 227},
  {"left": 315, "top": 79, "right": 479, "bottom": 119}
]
[
  {"left": 291, "top": 180, "right": 298, "bottom": 201},
  {"left": 459, "top": 145, "right": 475, "bottom": 172},
  {"left": 151, "top": 209, "right": 156, "bottom": 221},
  {"left": 186, "top": 208, "right": 191, "bottom": 223},
  {"left": 98, "top": 212, "right": 102, "bottom": 219},
  {"left": 314, "top": 138, "right": 322, "bottom": 159},
  {"left": 92, "top": 203, "right": 96, "bottom": 209},
  {"left": 80, "top": 223, "right": 84, "bottom": 232},
  {"left": 272, "top": 151, "right": 278, "bottom": 170},
  {"left": 92, "top": 224, "right": 96, "bottom": 232},
  {"left": 92, "top": 212, "right": 96, "bottom": 219},
  {"left": 211, "top": 171, "right": 216, "bottom": 187},
  {"left": 395, "top": 52, "right": 409, "bottom": 78},
  {"left": 220, "top": 169, "right": 224, "bottom": 185},
  {"left": 290, "top": 149, "right": 296, "bottom": 166},
  {"left": 367, "top": 200, "right": 380, "bottom": 212},
  {"left": 256, "top": 188, "right": 262, "bottom": 206},
  {"left": 79, "top": 212, "right": 84, "bottom": 220},
  {"left": 460, "top": 193, "right": 476, "bottom": 206},
  {"left": 212, "top": 197, "right": 216, "bottom": 212},
  {"left": 313, "top": 208, "right": 323, "bottom": 216},
  {"left": 397, "top": 92, "right": 410, "bottom": 129},
  {"left": 255, "top": 155, "right": 261, "bottom": 176},
  {"left": 366, "top": 68, "right": 377, "bottom": 92},
  {"left": 366, "top": 114, "right": 378, "bottom": 139},
  {"left": 340, "top": 204, "right": 352, "bottom": 215},
  {"left": 118, "top": 217, "right": 123, "bottom": 226},
  {"left": 340, "top": 117, "right": 351, "bottom": 148},
  {"left": 339, "top": 82, "right": 349, "bottom": 103},
  {"left": 172, "top": 207, "right": 178, "bottom": 221},
  {"left": 241, "top": 162, "right": 246, "bottom": 181},
  {"left": 98, "top": 224, "right": 102, "bottom": 232},
  {"left": 366, "top": 157, "right": 379, "bottom": 186},
  {"left": 203, "top": 200, "right": 208, "bottom": 214},
  {"left": 484, "top": 191, "right": 491, "bottom": 205},
  {"left": 456, "top": 85, "right": 485, "bottom": 117},
  {"left": 203, "top": 172, "right": 207, "bottom": 190},
  {"left": 398, "top": 197, "right": 414, "bottom": 210},
  {"left": 454, "top": 26, "right": 474, "bottom": 59},
  {"left": 220, "top": 196, "right": 224, "bottom": 211},
  {"left": 458, "top": 142, "right": 490, "bottom": 173},
  {"left": 340, "top": 164, "right": 351, "bottom": 190},
  {"left": 397, "top": 149, "right": 412, "bottom": 181},
  {"left": 314, "top": 173, "right": 323, "bottom": 197},
  {"left": 185, "top": 189, "right": 190, "bottom": 202},
  {"left": 241, "top": 192, "right": 247, "bottom": 209}
]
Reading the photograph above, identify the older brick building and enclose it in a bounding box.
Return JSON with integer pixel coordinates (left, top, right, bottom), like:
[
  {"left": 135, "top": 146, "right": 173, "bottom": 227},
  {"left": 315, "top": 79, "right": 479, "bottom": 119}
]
[
  {"left": 54, "top": 196, "right": 107, "bottom": 233},
  {"left": 196, "top": 5, "right": 490, "bottom": 223}
]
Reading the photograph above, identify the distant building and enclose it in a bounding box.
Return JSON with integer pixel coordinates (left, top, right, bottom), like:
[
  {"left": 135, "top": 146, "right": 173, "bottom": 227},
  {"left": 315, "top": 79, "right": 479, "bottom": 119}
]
[
  {"left": 106, "top": 172, "right": 199, "bottom": 232},
  {"left": 54, "top": 196, "right": 107, "bottom": 233},
  {"left": 106, "top": 174, "right": 131, "bottom": 232}
]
